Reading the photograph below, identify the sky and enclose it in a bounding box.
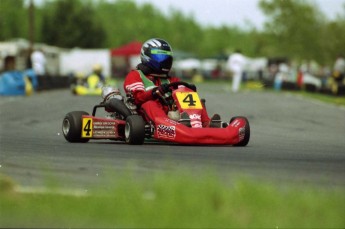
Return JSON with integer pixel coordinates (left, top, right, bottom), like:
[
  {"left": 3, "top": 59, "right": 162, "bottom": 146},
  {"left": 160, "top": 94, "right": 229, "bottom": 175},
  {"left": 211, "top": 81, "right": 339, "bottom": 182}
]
[{"left": 133, "top": 0, "right": 345, "bottom": 29}]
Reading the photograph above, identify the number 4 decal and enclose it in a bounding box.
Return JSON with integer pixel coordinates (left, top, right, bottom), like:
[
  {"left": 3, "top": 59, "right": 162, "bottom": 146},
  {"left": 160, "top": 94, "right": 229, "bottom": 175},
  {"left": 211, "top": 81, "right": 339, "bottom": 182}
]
[
  {"left": 82, "top": 118, "right": 93, "bottom": 138},
  {"left": 176, "top": 92, "right": 202, "bottom": 109},
  {"left": 182, "top": 94, "right": 196, "bottom": 106}
]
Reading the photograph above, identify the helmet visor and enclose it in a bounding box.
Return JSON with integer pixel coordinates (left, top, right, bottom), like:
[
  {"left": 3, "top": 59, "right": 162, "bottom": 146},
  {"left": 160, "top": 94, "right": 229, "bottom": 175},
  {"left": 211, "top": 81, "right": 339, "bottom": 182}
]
[{"left": 151, "top": 49, "right": 173, "bottom": 62}]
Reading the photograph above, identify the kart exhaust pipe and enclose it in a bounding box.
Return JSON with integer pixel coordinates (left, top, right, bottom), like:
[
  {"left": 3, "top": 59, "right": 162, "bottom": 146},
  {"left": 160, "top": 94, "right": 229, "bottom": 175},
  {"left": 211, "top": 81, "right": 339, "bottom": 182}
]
[{"left": 105, "top": 98, "right": 132, "bottom": 118}]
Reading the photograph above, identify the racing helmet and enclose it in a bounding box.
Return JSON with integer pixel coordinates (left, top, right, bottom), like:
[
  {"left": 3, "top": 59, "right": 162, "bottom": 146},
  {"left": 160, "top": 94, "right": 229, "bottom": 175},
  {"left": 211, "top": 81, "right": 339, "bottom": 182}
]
[
  {"left": 92, "top": 64, "right": 103, "bottom": 74},
  {"left": 140, "top": 38, "right": 173, "bottom": 76}
]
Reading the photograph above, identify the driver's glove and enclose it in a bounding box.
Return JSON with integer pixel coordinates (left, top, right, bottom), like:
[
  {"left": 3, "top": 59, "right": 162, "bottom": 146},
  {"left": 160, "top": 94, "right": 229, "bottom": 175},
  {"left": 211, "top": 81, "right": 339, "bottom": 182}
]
[{"left": 152, "top": 83, "right": 171, "bottom": 98}]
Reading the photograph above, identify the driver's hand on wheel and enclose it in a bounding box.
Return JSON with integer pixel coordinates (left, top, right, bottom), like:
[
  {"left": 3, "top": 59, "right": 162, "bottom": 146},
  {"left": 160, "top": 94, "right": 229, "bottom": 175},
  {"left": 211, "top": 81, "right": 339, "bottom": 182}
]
[{"left": 152, "top": 84, "right": 171, "bottom": 98}]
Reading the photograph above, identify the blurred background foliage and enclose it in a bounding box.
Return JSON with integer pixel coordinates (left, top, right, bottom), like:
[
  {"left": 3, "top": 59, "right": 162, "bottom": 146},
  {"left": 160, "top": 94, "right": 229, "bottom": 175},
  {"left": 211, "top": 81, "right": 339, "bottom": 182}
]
[{"left": 1, "top": 0, "right": 344, "bottom": 65}]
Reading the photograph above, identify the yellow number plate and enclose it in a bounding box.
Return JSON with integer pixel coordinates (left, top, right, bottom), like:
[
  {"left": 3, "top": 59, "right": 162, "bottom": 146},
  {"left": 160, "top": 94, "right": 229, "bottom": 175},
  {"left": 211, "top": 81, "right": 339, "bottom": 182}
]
[
  {"left": 82, "top": 118, "right": 93, "bottom": 138},
  {"left": 176, "top": 92, "right": 202, "bottom": 109}
]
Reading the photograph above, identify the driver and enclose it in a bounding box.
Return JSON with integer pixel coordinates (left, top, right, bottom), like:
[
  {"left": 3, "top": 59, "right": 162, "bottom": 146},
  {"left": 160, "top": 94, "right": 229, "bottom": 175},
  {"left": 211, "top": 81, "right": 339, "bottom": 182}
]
[{"left": 123, "top": 38, "right": 221, "bottom": 127}]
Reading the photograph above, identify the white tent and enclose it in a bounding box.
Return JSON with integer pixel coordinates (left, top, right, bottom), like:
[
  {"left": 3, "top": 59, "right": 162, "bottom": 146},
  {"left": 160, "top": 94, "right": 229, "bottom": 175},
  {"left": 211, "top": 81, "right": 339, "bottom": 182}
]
[
  {"left": 60, "top": 48, "right": 111, "bottom": 77},
  {"left": 174, "top": 58, "right": 201, "bottom": 70}
]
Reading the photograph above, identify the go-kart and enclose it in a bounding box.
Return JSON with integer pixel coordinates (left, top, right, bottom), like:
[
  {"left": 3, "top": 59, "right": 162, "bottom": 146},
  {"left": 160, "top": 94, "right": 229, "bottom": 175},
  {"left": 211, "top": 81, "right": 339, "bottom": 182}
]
[
  {"left": 71, "top": 74, "right": 103, "bottom": 96},
  {"left": 62, "top": 81, "right": 250, "bottom": 146}
]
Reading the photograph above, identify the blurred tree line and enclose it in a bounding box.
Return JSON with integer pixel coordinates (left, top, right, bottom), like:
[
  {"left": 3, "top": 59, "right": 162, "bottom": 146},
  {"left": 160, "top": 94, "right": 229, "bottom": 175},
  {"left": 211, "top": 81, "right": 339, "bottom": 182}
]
[{"left": 0, "top": 0, "right": 344, "bottom": 65}]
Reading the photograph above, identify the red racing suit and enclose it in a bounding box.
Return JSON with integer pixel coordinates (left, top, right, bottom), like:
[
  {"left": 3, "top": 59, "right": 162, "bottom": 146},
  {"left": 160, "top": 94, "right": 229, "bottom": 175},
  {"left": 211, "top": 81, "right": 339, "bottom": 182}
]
[{"left": 123, "top": 69, "right": 211, "bottom": 125}]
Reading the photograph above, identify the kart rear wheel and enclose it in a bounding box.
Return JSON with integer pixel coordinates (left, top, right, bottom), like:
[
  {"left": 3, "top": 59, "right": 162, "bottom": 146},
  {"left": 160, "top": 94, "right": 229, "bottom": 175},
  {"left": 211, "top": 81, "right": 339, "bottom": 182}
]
[
  {"left": 62, "top": 111, "right": 90, "bottom": 143},
  {"left": 230, "top": 116, "right": 250, "bottom": 147},
  {"left": 125, "top": 115, "right": 145, "bottom": 145}
]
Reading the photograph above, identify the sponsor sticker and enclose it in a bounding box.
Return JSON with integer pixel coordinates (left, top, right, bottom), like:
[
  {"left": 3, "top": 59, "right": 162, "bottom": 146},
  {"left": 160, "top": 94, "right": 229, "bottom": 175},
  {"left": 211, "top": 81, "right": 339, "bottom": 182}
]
[
  {"left": 164, "top": 118, "right": 179, "bottom": 125},
  {"left": 157, "top": 125, "right": 176, "bottom": 139},
  {"left": 189, "top": 113, "right": 201, "bottom": 120},
  {"left": 82, "top": 119, "right": 117, "bottom": 138}
]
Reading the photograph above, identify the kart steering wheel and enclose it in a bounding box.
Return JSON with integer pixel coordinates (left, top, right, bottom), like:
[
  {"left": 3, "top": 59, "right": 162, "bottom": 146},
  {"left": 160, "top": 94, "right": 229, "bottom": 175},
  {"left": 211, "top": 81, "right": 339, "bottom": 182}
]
[
  {"left": 154, "top": 81, "right": 196, "bottom": 108},
  {"left": 165, "top": 81, "right": 196, "bottom": 91}
]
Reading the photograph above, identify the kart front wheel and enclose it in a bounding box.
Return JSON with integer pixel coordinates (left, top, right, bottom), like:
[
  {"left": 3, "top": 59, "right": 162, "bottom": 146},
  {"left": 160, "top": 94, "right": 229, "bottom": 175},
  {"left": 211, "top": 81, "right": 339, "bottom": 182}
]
[
  {"left": 125, "top": 115, "right": 146, "bottom": 145},
  {"left": 62, "top": 111, "right": 90, "bottom": 143},
  {"left": 230, "top": 116, "right": 250, "bottom": 147}
]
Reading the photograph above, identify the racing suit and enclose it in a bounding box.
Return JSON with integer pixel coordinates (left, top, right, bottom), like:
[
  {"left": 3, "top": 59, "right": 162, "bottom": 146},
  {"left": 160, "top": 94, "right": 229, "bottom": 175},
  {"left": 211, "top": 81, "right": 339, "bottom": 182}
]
[{"left": 124, "top": 64, "right": 211, "bottom": 125}]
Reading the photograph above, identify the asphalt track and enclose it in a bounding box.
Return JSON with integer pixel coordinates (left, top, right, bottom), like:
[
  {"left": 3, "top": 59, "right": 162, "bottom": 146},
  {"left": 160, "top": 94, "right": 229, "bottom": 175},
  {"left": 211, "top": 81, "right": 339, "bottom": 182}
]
[{"left": 1, "top": 83, "right": 345, "bottom": 190}]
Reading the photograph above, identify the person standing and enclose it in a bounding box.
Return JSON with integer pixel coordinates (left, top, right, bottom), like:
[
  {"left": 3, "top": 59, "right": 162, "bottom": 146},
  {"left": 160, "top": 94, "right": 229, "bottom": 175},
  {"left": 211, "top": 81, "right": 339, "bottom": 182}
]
[
  {"left": 226, "top": 49, "right": 246, "bottom": 92},
  {"left": 30, "top": 48, "right": 46, "bottom": 77},
  {"left": 333, "top": 54, "right": 345, "bottom": 82}
]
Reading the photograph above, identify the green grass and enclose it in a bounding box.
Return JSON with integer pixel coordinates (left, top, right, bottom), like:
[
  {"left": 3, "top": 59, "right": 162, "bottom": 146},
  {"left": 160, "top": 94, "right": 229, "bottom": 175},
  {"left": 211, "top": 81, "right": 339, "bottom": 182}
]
[
  {"left": 1, "top": 172, "right": 344, "bottom": 228},
  {"left": 244, "top": 81, "right": 345, "bottom": 106},
  {"left": 196, "top": 79, "right": 345, "bottom": 106},
  {"left": 287, "top": 90, "right": 345, "bottom": 106}
]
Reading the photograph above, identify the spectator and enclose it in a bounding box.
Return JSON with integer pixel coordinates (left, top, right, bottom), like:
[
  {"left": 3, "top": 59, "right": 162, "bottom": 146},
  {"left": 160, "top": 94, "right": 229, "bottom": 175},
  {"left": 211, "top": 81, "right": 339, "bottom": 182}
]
[
  {"left": 191, "top": 68, "right": 204, "bottom": 83},
  {"left": 226, "top": 49, "right": 246, "bottom": 92},
  {"left": 211, "top": 64, "right": 222, "bottom": 79},
  {"left": 333, "top": 54, "right": 345, "bottom": 83},
  {"left": 30, "top": 48, "right": 46, "bottom": 77}
]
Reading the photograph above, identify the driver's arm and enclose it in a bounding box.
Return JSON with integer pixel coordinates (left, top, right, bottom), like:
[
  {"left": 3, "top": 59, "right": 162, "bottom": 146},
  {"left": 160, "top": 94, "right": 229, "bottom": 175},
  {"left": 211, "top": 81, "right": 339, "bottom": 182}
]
[
  {"left": 124, "top": 71, "right": 157, "bottom": 106},
  {"left": 132, "top": 90, "right": 155, "bottom": 105}
]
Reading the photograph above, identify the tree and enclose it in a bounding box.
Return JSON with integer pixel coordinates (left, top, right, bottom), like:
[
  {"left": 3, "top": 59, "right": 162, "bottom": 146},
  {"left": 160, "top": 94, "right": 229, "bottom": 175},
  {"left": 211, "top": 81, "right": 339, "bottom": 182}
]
[
  {"left": 323, "top": 4, "right": 345, "bottom": 63},
  {"left": 3, "top": 0, "right": 342, "bottom": 65},
  {"left": 259, "top": 0, "right": 328, "bottom": 63},
  {"left": 41, "top": 0, "right": 106, "bottom": 48},
  {"left": 0, "top": 0, "right": 27, "bottom": 40}
]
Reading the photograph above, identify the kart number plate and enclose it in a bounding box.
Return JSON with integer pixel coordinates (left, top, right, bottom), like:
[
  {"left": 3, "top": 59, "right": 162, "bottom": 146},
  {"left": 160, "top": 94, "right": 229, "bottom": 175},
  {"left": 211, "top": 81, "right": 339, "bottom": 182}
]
[
  {"left": 82, "top": 118, "right": 93, "bottom": 138},
  {"left": 176, "top": 92, "right": 202, "bottom": 109}
]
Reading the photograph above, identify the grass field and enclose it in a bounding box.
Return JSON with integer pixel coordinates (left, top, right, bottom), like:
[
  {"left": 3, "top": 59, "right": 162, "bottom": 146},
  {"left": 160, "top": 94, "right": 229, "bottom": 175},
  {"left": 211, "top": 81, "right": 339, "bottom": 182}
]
[
  {"left": 1, "top": 171, "right": 344, "bottom": 228},
  {"left": 244, "top": 80, "right": 345, "bottom": 107}
]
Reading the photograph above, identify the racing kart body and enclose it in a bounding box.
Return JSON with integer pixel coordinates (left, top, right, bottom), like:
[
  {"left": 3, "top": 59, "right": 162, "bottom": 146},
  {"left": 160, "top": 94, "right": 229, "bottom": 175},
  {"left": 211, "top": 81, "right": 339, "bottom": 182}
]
[
  {"left": 62, "top": 81, "right": 250, "bottom": 146},
  {"left": 71, "top": 74, "right": 103, "bottom": 96}
]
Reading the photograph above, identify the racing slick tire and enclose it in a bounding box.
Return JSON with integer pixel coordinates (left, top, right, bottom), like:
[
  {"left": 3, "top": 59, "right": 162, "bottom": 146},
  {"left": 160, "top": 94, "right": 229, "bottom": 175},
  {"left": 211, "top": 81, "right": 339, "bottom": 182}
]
[
  {"left": 230, "top": 116, "right": 250, "bottom": 147},
  {"left": 125, "top": 115, "right": 146, "bottom": 145},
  {"left": 62, "top": 111, "right": 90, "bottom": 143}
]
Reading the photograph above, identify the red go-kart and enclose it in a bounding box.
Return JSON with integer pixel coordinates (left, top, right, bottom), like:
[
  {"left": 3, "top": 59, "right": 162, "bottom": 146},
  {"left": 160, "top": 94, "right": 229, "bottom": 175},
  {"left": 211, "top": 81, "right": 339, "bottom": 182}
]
[{"left": 62, "top": 81, "right": 250, "bottom": 146}]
